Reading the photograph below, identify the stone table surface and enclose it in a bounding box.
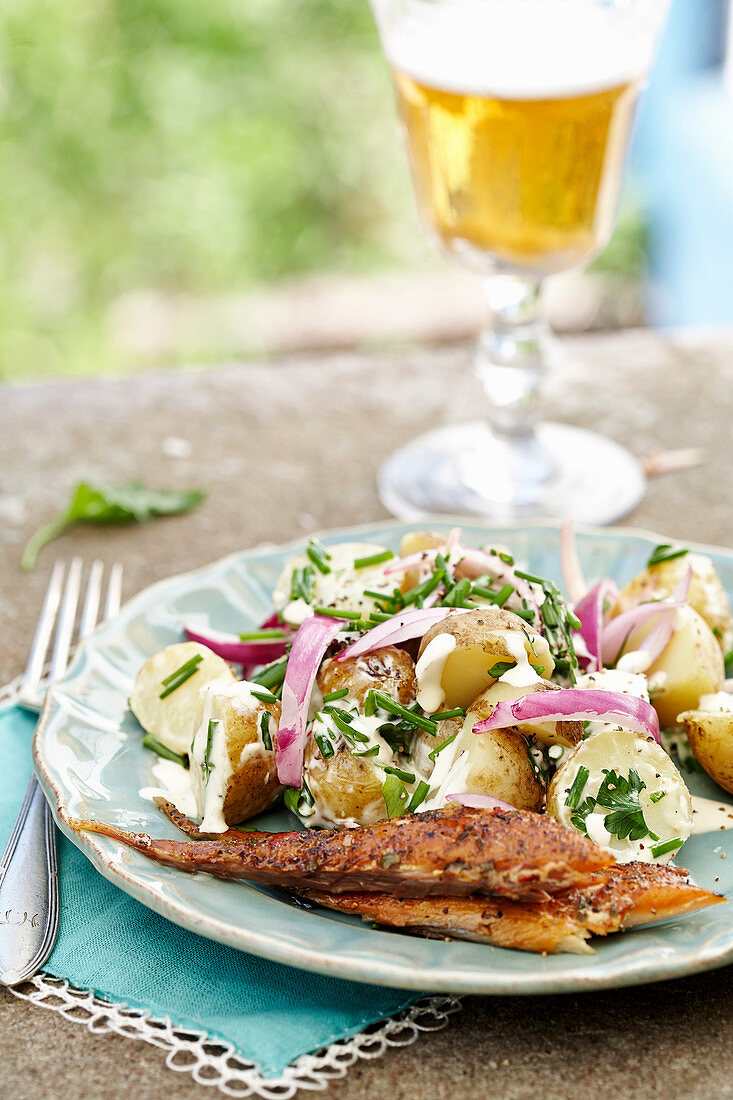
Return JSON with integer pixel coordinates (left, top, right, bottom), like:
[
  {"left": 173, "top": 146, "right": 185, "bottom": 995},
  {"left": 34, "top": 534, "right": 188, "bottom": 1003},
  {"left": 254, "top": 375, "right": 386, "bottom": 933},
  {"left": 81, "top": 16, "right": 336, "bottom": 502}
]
[{"left": 2, "top": 328, "right": 733, "bottom": 1099}]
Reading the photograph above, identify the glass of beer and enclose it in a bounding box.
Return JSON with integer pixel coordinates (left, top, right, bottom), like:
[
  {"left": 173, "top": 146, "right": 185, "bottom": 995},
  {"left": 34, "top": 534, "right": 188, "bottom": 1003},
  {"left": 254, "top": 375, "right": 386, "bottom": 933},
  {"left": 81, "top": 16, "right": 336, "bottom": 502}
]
[{"left": 370, "top": 0, "right": 670, "bottom": 524}]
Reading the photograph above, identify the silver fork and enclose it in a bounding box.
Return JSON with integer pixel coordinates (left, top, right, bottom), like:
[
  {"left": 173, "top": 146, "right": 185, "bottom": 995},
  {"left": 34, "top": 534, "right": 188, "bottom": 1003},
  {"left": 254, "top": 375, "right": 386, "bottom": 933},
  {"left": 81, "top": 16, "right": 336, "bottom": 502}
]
[{"left": 0, "top": 558, "right": 123, "bottom": 986}]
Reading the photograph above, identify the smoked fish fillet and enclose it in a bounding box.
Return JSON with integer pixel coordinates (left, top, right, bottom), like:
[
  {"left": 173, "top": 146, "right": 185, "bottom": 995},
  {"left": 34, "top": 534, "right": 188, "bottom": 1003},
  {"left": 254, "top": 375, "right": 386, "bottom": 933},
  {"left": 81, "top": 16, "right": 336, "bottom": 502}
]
[
  {"left": 301, "top": 862, "right": 724, "bottom": 954},
  {"left": 70, "top": 805, "right": 614, "bottom": 899}
]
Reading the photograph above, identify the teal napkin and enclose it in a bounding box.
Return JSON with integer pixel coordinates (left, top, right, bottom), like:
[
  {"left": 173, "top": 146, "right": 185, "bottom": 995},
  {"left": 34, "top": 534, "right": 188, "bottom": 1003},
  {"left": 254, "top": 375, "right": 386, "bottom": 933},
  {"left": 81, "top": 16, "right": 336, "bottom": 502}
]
[{"left": 1, "top": 704, "right": 419, "bottom": 1076}]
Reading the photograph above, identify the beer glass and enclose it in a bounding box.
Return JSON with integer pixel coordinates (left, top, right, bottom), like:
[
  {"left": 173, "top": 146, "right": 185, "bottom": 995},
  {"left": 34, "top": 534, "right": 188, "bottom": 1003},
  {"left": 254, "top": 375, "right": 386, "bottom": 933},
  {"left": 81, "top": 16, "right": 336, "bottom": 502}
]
[{"left": 371, "top": 0, "right": 670, "bottom": 523}]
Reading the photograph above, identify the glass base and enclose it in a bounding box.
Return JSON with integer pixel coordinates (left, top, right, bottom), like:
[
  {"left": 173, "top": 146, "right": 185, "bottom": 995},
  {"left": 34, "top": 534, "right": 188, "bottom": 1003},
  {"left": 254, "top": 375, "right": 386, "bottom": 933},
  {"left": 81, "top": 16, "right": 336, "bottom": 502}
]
[{"left": 378, "top": 420, "right": 645, "bottom": 525}]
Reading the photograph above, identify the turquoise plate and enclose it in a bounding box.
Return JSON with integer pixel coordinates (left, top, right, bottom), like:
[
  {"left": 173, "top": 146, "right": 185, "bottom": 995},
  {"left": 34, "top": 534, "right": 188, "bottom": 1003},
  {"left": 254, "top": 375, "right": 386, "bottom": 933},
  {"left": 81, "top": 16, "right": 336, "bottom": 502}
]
[{"left": 34, "top": 521, "right": 733, "bottom": 993}]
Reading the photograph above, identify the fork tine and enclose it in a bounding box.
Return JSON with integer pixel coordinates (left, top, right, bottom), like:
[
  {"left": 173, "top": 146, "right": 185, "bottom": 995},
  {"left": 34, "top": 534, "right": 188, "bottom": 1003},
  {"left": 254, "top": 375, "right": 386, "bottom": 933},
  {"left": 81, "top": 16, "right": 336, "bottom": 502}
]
[
  {"left": 103, "top": 562, "right": 124, "bottom": 621},
  {"left": 20, "top": 560, "right": 66, "bottom": 701},
  {"left": 78, "top": 559, "right": 104, "bottom": 639},
  {"left": 49, "top": 557, "right": 83, "bottom": 683}
]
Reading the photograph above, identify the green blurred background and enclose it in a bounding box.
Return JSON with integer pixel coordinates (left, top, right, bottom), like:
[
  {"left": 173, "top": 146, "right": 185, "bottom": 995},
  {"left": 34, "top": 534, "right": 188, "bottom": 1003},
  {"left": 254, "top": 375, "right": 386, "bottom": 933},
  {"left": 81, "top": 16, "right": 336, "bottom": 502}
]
[{"left": 0, "top": 0, "right": 644, "bottom": 381}]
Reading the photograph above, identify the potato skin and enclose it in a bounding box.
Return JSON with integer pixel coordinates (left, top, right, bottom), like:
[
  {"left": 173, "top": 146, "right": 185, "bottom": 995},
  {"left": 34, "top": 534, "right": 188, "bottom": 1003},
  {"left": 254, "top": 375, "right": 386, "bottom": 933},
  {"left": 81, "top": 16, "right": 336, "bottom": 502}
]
[
  {"left": 318, "top": 646, "right": 417, "bottom": 707},
  {"left": 417, "top": 608, "right": 552, "bottom": 711},
  {"left": 462, "top": 727, "right": 545, "bottom": 811},
  {"left": 678, "top": 709, "right": 733, "bottom": 795},
  {"left": 628, "top": 605, "right": 724, "bottom": 728},
  {"left": 615, "top": 554, "right": 732, "bottom": 647},
  {"left": 218, "top": 696, "right": 282, "bottom": 825},
  {"left": 467, "top": 680, "right": 582, "bottom": 749},
  {"left": 304, "top": 737, "right": 387, "bottom": 826}
]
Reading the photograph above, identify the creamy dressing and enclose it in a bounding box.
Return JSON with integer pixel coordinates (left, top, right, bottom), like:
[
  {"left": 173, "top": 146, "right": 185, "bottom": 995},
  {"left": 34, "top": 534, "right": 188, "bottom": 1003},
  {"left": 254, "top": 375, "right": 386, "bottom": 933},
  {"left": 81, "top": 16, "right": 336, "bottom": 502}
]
[
  {"left": 690, "top": 795, "right": 733, "bottom": 835},
  {"left": 697, "top": 692, "right": 733, "bottom": 713},
  {"left": 139, "top": 758, "right": 198, "bottom": 819},
  {"left": 415, "top": 634, "right": 456, "bottom": 713},
  {"left": 499, "top": 631, "right": 544, "bottom": 688}
]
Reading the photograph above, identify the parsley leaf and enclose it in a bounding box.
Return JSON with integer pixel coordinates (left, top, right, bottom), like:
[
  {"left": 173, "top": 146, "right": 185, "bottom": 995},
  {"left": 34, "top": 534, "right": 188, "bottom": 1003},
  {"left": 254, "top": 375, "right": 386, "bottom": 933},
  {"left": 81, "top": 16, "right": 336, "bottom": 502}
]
[
  {"left": 22, "top": 480, "right": 205, "bottom": 571},
  {"left": 381, "top": 774, "right": 409, "bottom": 818},
  {"left": 595, "top": 768, "right": 657, "bottom": 842},
  {"left": 647, "top": 544, "right": 689, "bottom": 568}
]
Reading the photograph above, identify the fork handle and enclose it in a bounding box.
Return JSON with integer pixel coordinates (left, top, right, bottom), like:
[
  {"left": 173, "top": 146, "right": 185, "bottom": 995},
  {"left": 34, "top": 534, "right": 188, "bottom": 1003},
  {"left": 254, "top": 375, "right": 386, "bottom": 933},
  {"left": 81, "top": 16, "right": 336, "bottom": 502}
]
[{"left": 0, "top": 774, "right": 59, "bottom": 985}]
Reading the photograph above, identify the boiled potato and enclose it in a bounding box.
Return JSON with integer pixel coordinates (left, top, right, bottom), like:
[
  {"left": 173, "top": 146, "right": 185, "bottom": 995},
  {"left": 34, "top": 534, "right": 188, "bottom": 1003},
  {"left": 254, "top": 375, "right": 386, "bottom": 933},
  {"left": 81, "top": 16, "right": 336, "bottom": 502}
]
[
  {"left": 467, "top": 680, "right": 582, "bottom": 749},
  {"left": 130, "top": 642, "right": 235, "bottom": 755},
  {"left": 411, "top": 716, "right": 463, "bottom": 778},
  {"left": 627, "top": 605, "right": 724, "bottom": 729},
  {"left": 190, "top": 682, "right": 282, "bottom": 829},
  {"left": 398, "top": 530, "right": 447, "bottom": 591},
  {"left": 318, "top": 646, "right": 417, "bottom": 708},
  {"left": 678, "top": 694, "right": 733, "bottom": 795},
  {"left": 303, "top": 737, "right": 388, "bottom": 827},
  {"left": 417, "top": 608, "right": 553, "bottom": 711},
  {"left": 459, "top": 726, "right": 545, "bottom": 811},
  {"left": 547, "top": 727, "right": 692, "bottom": 863},
  {"left": 615, "top": 552, "right": 732, "bottom": 648}
]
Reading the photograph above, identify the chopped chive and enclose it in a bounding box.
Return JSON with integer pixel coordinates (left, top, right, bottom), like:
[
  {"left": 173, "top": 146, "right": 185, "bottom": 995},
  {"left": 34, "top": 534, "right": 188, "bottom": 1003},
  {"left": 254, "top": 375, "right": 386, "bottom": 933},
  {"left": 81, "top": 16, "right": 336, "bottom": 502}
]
[
  {"left": 238, "top": 628, "right": 287, "bottom": 640},
  {"left": 353, "top": 549, "right": 394, "bottom": 569},
  {"left": 259, "top": 711, "right": 273, "bottom": 751},
  {"left": 307, "top": 538, "right": 332, "bottom": 575},
  {"left": 251, "top": 687, "right": 278, "bottom": 705},
  {"left": 650, "top": 790, "right": 666, "bottom": 804},
  {"left": 250, "top": 655, "right": 288, "bottom": 690},
  {"left": 514, "top": 569, "right": 544, "bottom": 584},
  {"left": 382, "top": 764, "right": 416, "bottom": 784},
  {"left": 402, "top": 569, "right": 445, "bottom": 608},
  {"left": 314, "top": 732, "right": 335, "bottom": 759},
  {"left": 432, "top": 708, "right": 466, "bottom": 721},
  {"left": 326, "top": 707, "right": 370, "bottom": 742},
  {"left": 540, "top": 602, "right": 559, "bottom": 628},
  {"left": 202, "top": 718, "right": 218, "bottom": 780},
  {"left": 513, "top": 608, "right": 536, "bottom": 622},
  {"left": 367, "top": 611, "right": 393, "bottom": 623},
  {"left": 290, "top": 564, "right": 315, "bottom": 603},
  {"left": 369, "top": 690, "right": 438, "bottom": 734},
  {"left": 142, "top": 734, "right": 188, "bottom": 768},
  {"left": 364, "top": 691, "right": 377, "bottom": 717},
  {"left": 314, "top": 606, "right": 360, "bottom": 619},
  {"left": 428, "top": 730, "right": 459, "bottom": 762},
  {"left": 407, "top": 780, "right": 430, "bottom": 813},
  {"left": 323, "top": 687, "right": 349, "bottom": 702},
  {"left": 353, "top": 744, "right": 380, "bottom": 758},
  {"left": 159, "top": 654, "right": 204, "bottom": 699},
  {"left": 488, "top": 661, "right": 515, "bottom": 678},
  {"left": 647, "top": 545, "right": 689, "bottom": 568},
  {"left": 160, "top": 653, "right": 203, "bottom": 686},
  {"left": 724, "top": 648, "right": 733, "bottom": 676},
  {"left": 565, "top": 766, "right": 590, "bottom": 810},
  {"left": 650, "top": 837, "right": 683, "bottom": 858}
]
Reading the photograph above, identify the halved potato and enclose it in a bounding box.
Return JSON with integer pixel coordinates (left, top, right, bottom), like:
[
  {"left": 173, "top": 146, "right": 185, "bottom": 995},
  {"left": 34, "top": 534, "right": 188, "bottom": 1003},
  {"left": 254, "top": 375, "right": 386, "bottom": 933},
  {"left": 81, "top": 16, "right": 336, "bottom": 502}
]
[
  {"left": 626, "top": 605, "right": 724, "bottom": 729},
  {"left": 318, "top": 646, "right": 416, "bottom": 708},
  {"left": 398, "top": 531, "right": 447, "bottom": 591},
  {"left": 546, "top": 727, "right": 692, "bottom": 863},
  {"left": 130, "top": 642, "right": 235, "bottom": 755},
  {"left": 190, "top": 683, "right": 282, "bottom": 828},
  {"left": 678, "top": 698, "right": 733, "bottom": 795},
  {"left": 467, "top": 680, "right": 582, "bottom": 749},
  {"left": 461, "top": 726, "right": 545, "bottom": 811},
  {"left": 615, "top": 552, "right": 732, "bottom": 648},
  {"left": 417, "top": 608, "right": 553, "bottom": 711},
  {"left": 303, "top": 737, "right": 387, "bottom": 827}
]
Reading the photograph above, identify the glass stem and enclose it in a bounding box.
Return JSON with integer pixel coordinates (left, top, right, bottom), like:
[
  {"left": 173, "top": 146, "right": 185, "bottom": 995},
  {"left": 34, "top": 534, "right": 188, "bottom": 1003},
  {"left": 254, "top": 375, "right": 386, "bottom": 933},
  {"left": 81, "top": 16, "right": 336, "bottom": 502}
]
[{"left": 474, "top": 274, "right": 552, "bottom": 442}]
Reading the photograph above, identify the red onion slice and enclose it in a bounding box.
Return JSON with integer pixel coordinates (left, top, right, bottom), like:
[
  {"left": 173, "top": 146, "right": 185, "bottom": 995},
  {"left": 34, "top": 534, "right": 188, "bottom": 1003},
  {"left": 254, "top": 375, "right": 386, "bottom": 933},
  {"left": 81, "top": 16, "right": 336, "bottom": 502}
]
[
  {"left": 560, "top": 519, "right": 587, "bottom": 605},
  {"left": 384, "top": 547, "right": 441, "bottom": 577},
  {"left": 447, "top": 792, "right": 516, "bottom": 811},
  {"left": 573, "top": 578, "right": 619, "bottom": 672},
  {"left": 336, "top": 606, "right": 472, "bottom": 662},
  {"left": 185, "top": 622, "right": 290, "bottom": 665},
  {"left": 472, "top": 688, "right": 660, "bottom": 743},
  {"left": 276, "top": 614, "right": 345, "bottom": 787},
  {"left": 601, "top": 601, "right": 683, "bottom": 666}
]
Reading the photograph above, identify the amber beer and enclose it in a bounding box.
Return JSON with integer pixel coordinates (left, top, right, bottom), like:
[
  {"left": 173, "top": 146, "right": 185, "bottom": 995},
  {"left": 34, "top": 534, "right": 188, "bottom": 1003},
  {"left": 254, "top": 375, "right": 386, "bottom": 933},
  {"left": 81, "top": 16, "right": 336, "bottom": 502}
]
[{"left": 393, "top": 70, "right": 641, "bottom": 275}]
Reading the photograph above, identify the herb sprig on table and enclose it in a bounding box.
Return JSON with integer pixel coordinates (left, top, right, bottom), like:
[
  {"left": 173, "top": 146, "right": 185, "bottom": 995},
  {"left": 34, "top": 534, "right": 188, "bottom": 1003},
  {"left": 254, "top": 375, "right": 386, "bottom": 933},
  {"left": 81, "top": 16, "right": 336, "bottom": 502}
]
[{"left": 22, "top": 481, "right": 206, "bottom": 571}]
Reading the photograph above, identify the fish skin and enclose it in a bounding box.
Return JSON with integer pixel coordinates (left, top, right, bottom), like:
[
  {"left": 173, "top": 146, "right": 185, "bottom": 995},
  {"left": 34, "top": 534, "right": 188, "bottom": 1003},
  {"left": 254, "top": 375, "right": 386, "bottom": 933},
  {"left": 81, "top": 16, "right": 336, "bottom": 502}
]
[
  {"left": 70, "top": 805, "right": 614, "bottom": 900},
  {"left": 301, "top": 862, "right": 724, "bottom": 954}
]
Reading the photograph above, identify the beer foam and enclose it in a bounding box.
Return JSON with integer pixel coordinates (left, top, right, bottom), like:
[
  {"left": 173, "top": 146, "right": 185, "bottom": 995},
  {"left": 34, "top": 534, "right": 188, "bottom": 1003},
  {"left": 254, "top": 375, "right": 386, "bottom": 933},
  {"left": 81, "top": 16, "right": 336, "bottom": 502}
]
[{"left": 373, "top": 0, "right": 669, "bottom": 99}]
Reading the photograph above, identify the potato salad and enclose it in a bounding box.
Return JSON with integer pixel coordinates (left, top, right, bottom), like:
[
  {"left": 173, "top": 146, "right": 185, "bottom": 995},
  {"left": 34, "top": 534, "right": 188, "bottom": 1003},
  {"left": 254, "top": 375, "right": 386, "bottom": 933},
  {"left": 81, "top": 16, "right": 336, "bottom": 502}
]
[{"left": 128, "top": 528, "right": 733, "bottom": 866}]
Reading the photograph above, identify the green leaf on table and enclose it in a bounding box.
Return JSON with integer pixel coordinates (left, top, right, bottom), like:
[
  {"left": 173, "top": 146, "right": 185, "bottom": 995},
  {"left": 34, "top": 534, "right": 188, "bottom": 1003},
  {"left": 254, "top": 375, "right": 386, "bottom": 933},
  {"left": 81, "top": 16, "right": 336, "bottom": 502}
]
[{"left": 21, "top": 480, "right": 205, "bottom": 571}]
